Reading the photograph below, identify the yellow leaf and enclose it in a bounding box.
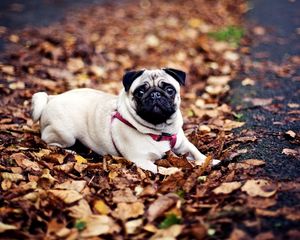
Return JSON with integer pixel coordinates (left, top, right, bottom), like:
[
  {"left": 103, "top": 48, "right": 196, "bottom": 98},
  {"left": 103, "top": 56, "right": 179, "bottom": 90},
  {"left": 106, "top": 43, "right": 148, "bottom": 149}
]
[
  {"left": 75, "top": 155, "right": 88, "bottom": 164},
  {"left": 33, "top": 149, "right": 51, "bottom": 158},
  {"left": 1, "top": 172, "right": 24, "bottom": 182},
  {"left": 94, "top": 200, "right": 111, "bottom": 215},
  {"left": 188, "top": 18, "right": 203, "bottom": 28}
]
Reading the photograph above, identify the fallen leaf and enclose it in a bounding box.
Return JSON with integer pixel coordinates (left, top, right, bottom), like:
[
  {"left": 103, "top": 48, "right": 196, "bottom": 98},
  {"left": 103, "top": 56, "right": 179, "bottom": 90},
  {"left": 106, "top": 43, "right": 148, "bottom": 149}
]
[
  {"left": 67, "top": 58, "right": 85, "bottom": 72},
  {"left": 68, "top": 199, "right": 92, "bottom": 218},
  {"left": 125, "top": 218, "right": 143, "bottom": 234},
  {"left": 40, "top": 169, "right": 57, "bottom": 184},
  {"left": 112, "top": 202, "right": 144, "bottom": 221},
  {"left": 55, "top": 180, "right": 86, "bottom": 192},
  {"left": 212, "top": 182, "right": 242, "bottom": 195},
  {"left": 150, "top": 224, "right": 183, "bottom": 240},
  {"left": 287, "top": 103, "right": 299, "bottom": 108},
  {"left": 207, "top": 76, "right": 231, "bottom": 86},
  {"left": 0, "top": 222, "right": 18, "bottom": 233},
  {"left": 112, "top": 188, "right": 137, "bottom": 203},
  {"left": 244, "top": 98, "right": 273, "bottom": 106},
  {"left": 158, "top": 166, "right": 181, "bottom": 175},
  {"left": 242, "top": 159, "right": 265, "bottom": 166},
  {"left": 1, "top": 179, "right": 12, "bottom": 190},
  {"left": 48, "top": 189, "right": 83, "bottom": 204},
  {"left": 223, "top": 119, "right": 245, "bottom": 131},
  {"left": 80, "top": 215, "right": 120, "bottom": 237},
  {"left": 74, "top": 155, "right": 88, "bottom": 164},
  {"left": 285, "top": 130, "right": 296, "bottom": 138},
  {"left": 13, "top": 154, "right": 41, "bottom": 172},
  {"left": 1, "top": 172, "right": 24, "bottom": 182},
  {"left": 230, "top": 228, "right": 251, "bottom": 240},
  {"left": 255, "top": 232, "right": 275, "bottom": 240},
  {"left": 0, "top": 65, "right": 15, "bottom": 75},
  {"left": 147, "top": 193, "right": 179, "bottom": 222},
  {"left": 282, "top": 148, "right": 299, "bottom": 157},
  {"left": 242, "top": 77, "right": 255, "bottom": 86},
  {"left": 241, "top": 179, "right": 277, "bottom": 197},
  {"left": 94, "top": 200, "right": 111, "bottom": 215}
]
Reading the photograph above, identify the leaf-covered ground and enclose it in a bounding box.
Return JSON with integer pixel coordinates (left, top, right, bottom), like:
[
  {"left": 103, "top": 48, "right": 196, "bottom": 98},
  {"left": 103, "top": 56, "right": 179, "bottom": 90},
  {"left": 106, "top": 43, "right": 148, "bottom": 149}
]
[{"left": 0, "top": 0, "right": 299, "bottom": 239}]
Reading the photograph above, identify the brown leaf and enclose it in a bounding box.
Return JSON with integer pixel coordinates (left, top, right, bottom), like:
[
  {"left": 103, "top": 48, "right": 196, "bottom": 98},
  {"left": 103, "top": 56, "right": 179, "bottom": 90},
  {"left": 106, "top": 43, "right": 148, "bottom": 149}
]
[
  {"left": 244, "top": 98, "right": 273, "bottom": 107},
  {"left": 48, "top": 189, "right": 83, "bottom": 204},
  {"left": 112, "top": 188, "right": 137, "bottom": 203},
  {"left": 147, "top": 193, "right": 179, "bottom": 222},
  {"left": 165, "top": 152, "right": 193, "bottom": 169},
  {"left": 125, "top": 218, "right": 143, "bottom": 234},
  {"left": 112, "top": 202, "right": 144, "bottom": 221},
  {"left": 282, "top": 148, "right": 300, "bottom": 157},
  {"left": 242, "top": 159, "right": 265, "bottom": 166},
  {"left": 230, "top": 228, "right": 251, "bottom": 240},
  {"left": 223, "top": 119, "right": 245, "bottom": 131},
  {"left": 159, "top": 171, "right": 185, "bottom": 193},
  {"left": 0, "top": 222, "right": 18, "bottom": 233},
  {"left": 55, "top": 180, "right": 86, "bottom": 192},
  {"left": 68, "top": 199, "right": 92, "bottom": 219},
  {"left": 11, "top": 152, "right": 41, "bottom": 172},
  {"left": 150, "top": 224, "right": 183, "bottom": 240},
  {"left": 212, "top": 182, "right": 242, "bottom": 195},
  {"left": 241, "top": 179, "right": 277, "bottom": 198},
  {"left": 255, "top": 232, "right": 275, "bottom": 240},
  {"left": 80, "top": 215, "right": 120, "bottom": 237}
]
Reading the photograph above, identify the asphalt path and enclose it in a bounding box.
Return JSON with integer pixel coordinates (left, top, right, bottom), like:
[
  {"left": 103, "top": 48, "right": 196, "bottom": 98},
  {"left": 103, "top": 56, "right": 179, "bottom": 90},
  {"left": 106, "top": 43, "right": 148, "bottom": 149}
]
[{"left": 228, "top": 0, "right": 300, "bottom": 180}]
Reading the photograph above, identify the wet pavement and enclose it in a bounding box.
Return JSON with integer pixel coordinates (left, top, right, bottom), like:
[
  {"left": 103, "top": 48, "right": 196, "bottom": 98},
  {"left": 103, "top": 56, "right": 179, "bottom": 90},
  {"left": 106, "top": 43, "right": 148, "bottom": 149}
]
[{"left": 229, "top": 0, "right": 300, "bottom": 180}]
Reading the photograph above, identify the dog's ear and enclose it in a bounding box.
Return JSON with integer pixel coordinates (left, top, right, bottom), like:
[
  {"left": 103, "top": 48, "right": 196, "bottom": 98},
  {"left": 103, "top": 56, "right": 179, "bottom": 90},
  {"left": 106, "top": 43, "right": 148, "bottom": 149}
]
[
  {"left": 163, "top": 68, "right": 186, "bottom": 86},
  {"left": 123, "top": 70, "right": 145, "bottom": 92}
]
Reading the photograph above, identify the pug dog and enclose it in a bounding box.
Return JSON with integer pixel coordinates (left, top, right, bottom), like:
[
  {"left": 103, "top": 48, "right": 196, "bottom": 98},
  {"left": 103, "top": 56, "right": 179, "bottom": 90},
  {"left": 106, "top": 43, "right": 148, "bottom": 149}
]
[{"left": 31, "top": 68, "right": 219, "bottom": 174}]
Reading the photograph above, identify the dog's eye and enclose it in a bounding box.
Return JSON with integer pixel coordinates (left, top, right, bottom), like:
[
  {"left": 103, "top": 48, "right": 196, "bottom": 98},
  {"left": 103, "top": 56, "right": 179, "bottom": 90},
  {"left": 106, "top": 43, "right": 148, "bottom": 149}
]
[
  {"left": 135, "top": 89, "right": 145, "bottom": 98},
  {"left": 165, "top": 87, "right": 175, "bottom": 96}
]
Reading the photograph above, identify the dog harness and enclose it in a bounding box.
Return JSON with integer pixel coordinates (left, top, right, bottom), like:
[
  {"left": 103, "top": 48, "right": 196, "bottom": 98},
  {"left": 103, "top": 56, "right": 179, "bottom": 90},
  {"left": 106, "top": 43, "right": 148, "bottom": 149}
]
[{"left": 111, "top": 112, "right": 177, "bottom": 154}]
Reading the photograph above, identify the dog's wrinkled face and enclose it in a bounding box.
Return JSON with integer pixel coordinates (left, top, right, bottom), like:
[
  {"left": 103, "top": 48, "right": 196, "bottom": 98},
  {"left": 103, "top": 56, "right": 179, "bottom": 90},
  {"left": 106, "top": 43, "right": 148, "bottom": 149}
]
[{"left": 123, "top": 68, "right": 186, "bottom": 125}]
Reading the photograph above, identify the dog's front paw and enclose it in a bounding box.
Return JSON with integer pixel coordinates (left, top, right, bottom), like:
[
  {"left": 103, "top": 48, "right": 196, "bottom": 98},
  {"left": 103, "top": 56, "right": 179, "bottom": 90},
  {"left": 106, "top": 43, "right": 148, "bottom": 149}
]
[{"left": 158, "top": 166, "right": 181, "bottom": 175}]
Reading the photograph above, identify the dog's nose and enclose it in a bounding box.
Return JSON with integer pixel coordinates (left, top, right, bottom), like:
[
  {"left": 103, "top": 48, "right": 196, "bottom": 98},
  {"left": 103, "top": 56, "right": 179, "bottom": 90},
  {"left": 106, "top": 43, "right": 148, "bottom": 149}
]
[{"left": 150, "top": 91, "right": 161, "bottom": 99}]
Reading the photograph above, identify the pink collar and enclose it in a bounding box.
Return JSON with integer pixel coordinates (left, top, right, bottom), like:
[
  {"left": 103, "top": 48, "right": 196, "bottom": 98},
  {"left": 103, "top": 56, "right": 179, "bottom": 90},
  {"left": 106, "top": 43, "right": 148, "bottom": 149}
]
[{"left": 111, "top": 112, "right": 177, "bottom": 149}]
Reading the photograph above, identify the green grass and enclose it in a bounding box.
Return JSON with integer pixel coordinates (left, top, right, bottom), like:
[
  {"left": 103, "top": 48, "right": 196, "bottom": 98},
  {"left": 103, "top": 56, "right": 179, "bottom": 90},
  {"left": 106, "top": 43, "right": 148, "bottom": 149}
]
[{"left": 208, "top": 26, "right": 244, "bottom": 46}]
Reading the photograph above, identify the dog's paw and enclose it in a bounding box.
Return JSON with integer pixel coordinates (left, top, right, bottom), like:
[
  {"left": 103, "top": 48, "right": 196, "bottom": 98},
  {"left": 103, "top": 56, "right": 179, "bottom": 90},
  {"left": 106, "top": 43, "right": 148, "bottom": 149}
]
[{"left": 158, "top": 166, "right": 181, "bottom": 175}]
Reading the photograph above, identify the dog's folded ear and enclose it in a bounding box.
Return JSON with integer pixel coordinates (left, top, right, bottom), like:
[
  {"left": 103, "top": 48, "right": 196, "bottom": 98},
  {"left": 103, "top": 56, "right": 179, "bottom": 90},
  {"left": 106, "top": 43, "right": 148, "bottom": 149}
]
[
  {"left": 163, "top": 68, "right": 186, "bottom": 86},
  {"left": 123, "top": 70, "right": 145, "bottom": 92}
]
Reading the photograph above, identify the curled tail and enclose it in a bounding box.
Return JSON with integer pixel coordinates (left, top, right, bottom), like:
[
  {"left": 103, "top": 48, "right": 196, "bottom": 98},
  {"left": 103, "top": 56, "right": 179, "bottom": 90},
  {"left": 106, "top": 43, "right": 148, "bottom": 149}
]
[{"left": 31, "top": 92, "right": 49, "bottom": 122}]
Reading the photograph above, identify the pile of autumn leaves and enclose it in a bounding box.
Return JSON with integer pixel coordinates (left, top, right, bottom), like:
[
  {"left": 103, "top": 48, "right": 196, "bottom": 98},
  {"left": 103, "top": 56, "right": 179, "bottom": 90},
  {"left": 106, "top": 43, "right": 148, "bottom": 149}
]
[{"left": 0, "top": 0, "right": 286, "bottom": 239}]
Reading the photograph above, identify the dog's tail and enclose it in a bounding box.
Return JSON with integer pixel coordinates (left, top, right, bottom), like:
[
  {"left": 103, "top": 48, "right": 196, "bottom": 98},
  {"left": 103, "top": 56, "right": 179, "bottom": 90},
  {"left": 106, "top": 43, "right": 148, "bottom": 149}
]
[{"left": 31, "top": 92, "right": 49, "bottom": 122}]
